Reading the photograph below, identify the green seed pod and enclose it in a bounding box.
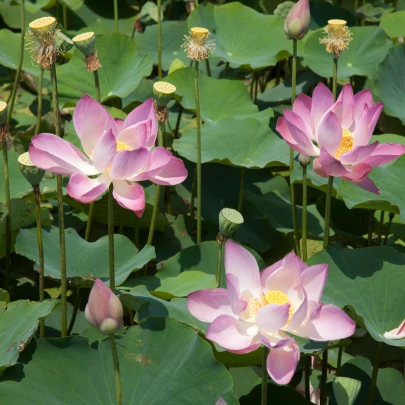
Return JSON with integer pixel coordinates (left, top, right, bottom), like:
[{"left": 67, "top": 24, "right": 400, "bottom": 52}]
[
  {"left": 274, "top": 1, "right": 295, "bottom": 21},
  {"left": 219, "top": 208, "right": 244, "bottom": 237},
  {"left": 72, "top": 32, "right": 96, "bottom": 56},
  {"left": 153, "top": 81, "right": 177, "bottom": 107},
  {"left": 0, "top": 101, "right": 8, "bottom": 126},
  {"left": 29, "top": 17, "right": 57, "bottom": 37},
  {"left": 18, "top": 152, "right": 45, "bottom": 186}
]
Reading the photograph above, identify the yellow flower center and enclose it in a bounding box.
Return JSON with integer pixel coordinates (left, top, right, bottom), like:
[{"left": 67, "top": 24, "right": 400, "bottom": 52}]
[
  {"left": 265, "top": 290, "right": 294, "bottom": 324},
  {"left": 334, "top": 128, "right": 354, "bottom": 159},
  {"left": 116, "top": 141, "right": 131, "bottom": 152}
]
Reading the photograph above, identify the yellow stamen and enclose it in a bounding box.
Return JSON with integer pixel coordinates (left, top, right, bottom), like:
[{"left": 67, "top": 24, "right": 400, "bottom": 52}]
[
  {"left": 334, "top": 128, "right": 354, "bottom": 159},
  {"left": 265, "top": 290, "right": 294, "bottom": 323},
  {"left": 116, "top": 141, "right": 131, "bottom": 152}
]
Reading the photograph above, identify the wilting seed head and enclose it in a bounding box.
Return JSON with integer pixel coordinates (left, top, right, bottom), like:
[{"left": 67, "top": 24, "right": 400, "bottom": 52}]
[
  {"left": 153, "top": 81, "right": 176, "bottom": 122},
  {"left": 182, "top": 27, "right": 215, "bottom": 62},
  {"left": 26, "top": 17, "right": 64, "bottom": 70},
  {"left": 319, "top": 19, "right": 352, "bottom": 58}
]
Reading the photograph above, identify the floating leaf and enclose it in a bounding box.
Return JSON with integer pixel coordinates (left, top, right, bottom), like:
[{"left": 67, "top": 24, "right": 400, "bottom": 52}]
[
  {"left": 333, "top": 377, "right": 361, "bottom": 405},
  {"left": 380, "top": 10, "right": 405, "bottom": 38}
]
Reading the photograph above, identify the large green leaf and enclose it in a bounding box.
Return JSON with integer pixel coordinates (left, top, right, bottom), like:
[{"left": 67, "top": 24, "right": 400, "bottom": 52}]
[
  {"left": 0, "top": 318, "right": 238, "bottom": 405},
  {"left": 15, "top": 227, "right": 155, "bottom": 287},
  {"left": 188, "top": 2, "right": 291, "bottom": 69},
  {"left": 374, "top": 44, "right": 405, "bottom": 125},
  {"left": 173, "top": 117, "right": 289, "bottom": 168},
  {"left": 308, "top": 247, "right": 405, "bottom": 347},
  {"left": 0, "top": 299, "right": 57, "bottom": 376},
  {"left": 56, "top": 33, "right": 153, "bottom": 105},
  {"left": 380, "top": 11, "right": 405, "bottom": 38},
  {"left": 304, "top": 27, "right": 392, "bottom": 79}
]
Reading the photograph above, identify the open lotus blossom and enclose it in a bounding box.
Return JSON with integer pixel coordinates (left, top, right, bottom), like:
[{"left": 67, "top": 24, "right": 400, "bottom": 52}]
[
  {"left": 188, "top": 241, "right": 355, "bottom": 385},
  {"left": 383, "top": 319, "right": 405, "bottom": 340},
  {"left": 277, "top": 83, "right": 405, "bottom": 193},
  {"left": 29, "top": 95, "right": 187, "bottom": 217}
]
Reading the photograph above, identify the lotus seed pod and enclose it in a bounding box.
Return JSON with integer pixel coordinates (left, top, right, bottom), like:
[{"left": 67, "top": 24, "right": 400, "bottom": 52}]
[
  {"left": 18, "top": 152, "right": 45, "bottom": 186},
  {"left": 284, "top": 0, "right": 310, "bottom": 40},
  {"left": 274, "top": 1, "right": 295, "bottom": 21},
  {"left": 182, "top": 27, "right": 215, "bottom": 61},
  {"left": 320, "top": 19, "right": 352, "bottom": 57},
  {"left": 298, "top": 153, "right": 311, "bottom": 167},
  {"left": 219, "top": 208, "right": 244, "bottom": 237},
  {"left": 0, "top": 101, "right": 8, "bottom": 126},
  {"left": 29, "top": 16, "right": 57, "bottom": 37},
  {"left": 72, "top": 32, "right": 96, "bottom": 56},
  {"left": 153, "top": 81, "right": 177, "bottom": 107}
]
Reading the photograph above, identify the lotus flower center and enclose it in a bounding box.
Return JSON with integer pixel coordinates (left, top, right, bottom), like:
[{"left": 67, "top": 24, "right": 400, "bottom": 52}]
[
  {"left": 334, "top": 128, "right": 354, "bottom": 159},
  {"left": 265, "top": 290, "right": 294, "bottom": 323},
  {"left": 116, "top": 141, "right": 131, "bottom": 152}
]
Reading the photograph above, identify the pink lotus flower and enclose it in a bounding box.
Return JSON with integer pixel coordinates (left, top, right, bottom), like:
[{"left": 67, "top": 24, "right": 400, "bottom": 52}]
[
  {"left": 277, "top": 83, "right": 405, "bottom": 193},
  {"left": 187, "top": 241, "right": 355, "bottom": 385},
  {"left": 284, "top": 0, "right": 310, "bottom": 40},
  {"left": 383, "top": 319, "right": 405, "bottom": 340},
  {"left": 29, "top": 95, "right": 187, "bottom": 217},
  {"left": 85, "top": 278, "right": 123, "bottom": 335}
]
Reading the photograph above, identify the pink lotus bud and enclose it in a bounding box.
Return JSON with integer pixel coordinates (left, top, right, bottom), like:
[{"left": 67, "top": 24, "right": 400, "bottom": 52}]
[
  {"left": 85, "top": 279, "right": 123, "bottom": 335},
  {"left": 284, "top": 0, "right": 310, "bottom": 40}
]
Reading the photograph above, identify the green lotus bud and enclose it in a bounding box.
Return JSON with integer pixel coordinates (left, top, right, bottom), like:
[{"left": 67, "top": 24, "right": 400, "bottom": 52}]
[
  {"left": 72, "top": 32, "right": 96, "bottom": 56},
  {"left": 0, "top": 101, "right": 8, "bottom": 126},
  {"left": 298, "top": 153, "right": 311, "bottom": 167},
  {"left": 29, "top": 17, "right": 57, "bottom": 38},
  {"left": 153, "top": 81, "right": 177, "bottom": 107},
  {"left": 219, "top": 208, "right": 244, "bottom": 237},
  {"left": 18, "top": 152, "right": 45, "bottom": 186},
  {"left": 284, "top": 0, "right": 310, "bottom": 40}
]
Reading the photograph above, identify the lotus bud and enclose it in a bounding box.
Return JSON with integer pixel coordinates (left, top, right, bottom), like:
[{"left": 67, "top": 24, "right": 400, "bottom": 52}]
[
  {"left": 85, "top": 279, "right": 123, "bottom": 335},
  {"left": 18, "top": 152, "right": 45, "bottom": 186},
  {"left": 298, "top": 153, "right": 311, "bottom": 167},
  {"left": 284, "top": 0, "right": 310, "bottom": 40},
  {"left": 219, "top": 208, "right": 244, "bottom": 238}
]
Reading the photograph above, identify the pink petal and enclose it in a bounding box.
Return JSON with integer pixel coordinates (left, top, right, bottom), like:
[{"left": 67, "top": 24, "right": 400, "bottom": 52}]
[
  {"left": 224, "top": 240, "right": 261, "bottom": 298},
  {"left": 354, "top": 177, "right": 380, "bottom": 194},
  {"left": 310, "top": 83, "right": 334, "bottom": 136},
  {"left": 122, "top": 98, "right": 157, "bottom": 149},
  {"left": 112, "top": 180, "right": 145, "bottom": 217},
  {"left": 318, "top": 149, "right": 350, "bottom": 177},
  {"left": 317, "top": 111, "right": 342, "bottom": 155},
  {"left": 342, "top": 163, "right": 372, "bottom": 182},
  {"left": 73, "top": 95, "right": 118, "bottom": 157},
  {"left": 130, "top": 147, "right": 172, "bottom": 182},
  {"left": 206, "top": 315, "right": 257, "bottom": 351},
  {"left": 30, "top": 133, "right": 99, "bottom": 176},
  {"left": 226, "top": 274, "right": 248, "bottom": 315},
  {"left": 293, "top": 94, "right": 312, "bottom": 122},
  {"left": 313, "top": 157, "right": 327, "bottom": 178},
  {"left": 361, "top": 143, "right": 405, "bottom": 167},
  {"left": 285, "top": 119, "right": 320, "bottom": 157},
  {"left": 228, "top": 341, "right": 262, "bottom": 354},
  {"left": 353, "top": 102, "right": 383, "bottom": 147},
  {"left": 86, "top": 279, "right": 113, "bottom": 327},
  {"left": 67, "top": 173, "right": 110, "bottom": 204},
  {"left": 114, "top": 118, "right": 123, "bottom": 132},
  {"left": 339, "top": 142, "right": 379, "bottom": 165},
  {"left": 353, "top": 89, "right": 374, "bottom": 123},
  {"left": 334, "top": 84, "right": 354, "bottom": 129},
  {"left": 267, "top": 339, "right": 300, "bottom": 385},
  {"left": 92, "top": 129, "right": 117, "bottom": 173},
  {"left": 116, "top": 121, "right": 149, "bottom": 151},
  {"left": 256, "top": 303, "right": 290, "bottom": 334},
  {"left": 283, "top": 110, "right": 312, "bottom": 138},
  {"left": 297, "top": 303, "right": 356, "bottom": 341},
  {"left": 148, "top": 156, "right": 188, "bottom": 186},
  {"left": 286, "top": 288, "right": 308, "bottom": 331},
  {"left": 301, "top": 264, "right": 328, "bottom": 302},
  {"left": 383, "top": 319, "right": 405, "bottom": 340},
  {"left": 109, "top": 148, "right": 149, "bottom": 180},
  {"left": 216, "top": 398, "right": 227, "bottom": 405},
  {"left": 187, "top": 288, "right": 236, "bottom": 323}
]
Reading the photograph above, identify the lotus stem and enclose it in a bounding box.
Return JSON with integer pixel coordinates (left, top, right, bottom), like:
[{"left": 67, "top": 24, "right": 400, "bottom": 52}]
[
  {"left": 189, "top": 168, "right": 196, "bottom": 217},
  {"left": 194, "top": 61, "right": 202, "bottom": 244},
  {"left": 216, "top": 235, "right": 224, "bottom": 286},
  {"left": 174, "top": 105, "right": 183, "bottom": 138},
  {"left": 323, "top": 176, "right": 334, "bottom": 249},
  {"left": 237, "top": 167, "right": 245, "bottom": 212},
  {"left": 33, "top": 184, "right": 45, "bottom": 337},
  {"left": 50, "top": 63, "right": 67, "bottom": 337},
  {"left": 2, "top": 137, "right": 11, "bottom": 293},
  {"left": 384, "top": 213, "right": 395, "bottom": 245},
  {"left": 261, "top": 347, "right": 269, "bottom": 405},
  {"left": 34, "top": 68, "right": 44, "bottom": 136},
  {"left": 320, "top": 349, "right": 328, "bottom": 405},
  {"left": 336, "top": 346, "right": 343, "bottom": 376},
  {"left": 134, "top": 218, "right": 139, "bottom": 248},
  {"left": 157, "top": 0, "right": 162, "bottom": 80},
  {"left": 302, "top": 165, "right": 308, "bottom": 261},
  {"left": 332, "top": 57, "right": 338, "bottom": 101},
  {"left": 305, "top": 356, "right": 311, "bottom": 400},
  {"left": 67, "top": 285, "right": 81, "bottom": 336},
  {"left": 205, "top": 59, "right": 211, "bottom": 77},
  {"left": 224, "top": 62, "right": 229, "bottom": 78},
  {"left": 368, "top": 211, "right": 374, "bottom": 247},
  {"left": 366, "top": 342, "right": 383, "bottom": 405},
  {"left": 109, "top": 335, "right": 123, "bottom": 405},
  {"left": 93, "top": 70, "right": 101, "bottom": 103},
  {"left": 377, "top": 211, "right": 385, "bottom": 246},
  {"left": 290, "top": 39, "right": 300, "bottom": 257},
  {"left": 114, "top": 0, "right": 119, "bottom": 33},
  {"left": 62, "top": 6, "right": 67, "bottom": 30},
  {"left": 108, "top": 183, "right": 115, "bottom": 291}
]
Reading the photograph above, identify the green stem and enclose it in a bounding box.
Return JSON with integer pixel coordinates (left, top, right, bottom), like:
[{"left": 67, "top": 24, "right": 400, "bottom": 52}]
[
  {"left": 290, "top": 38, "right": 300, "bottom": 257},
  {"left": 174, "top": 105, "right": 183, "bottom": 138},
  {"left": 368, "top": 211, "right": 374, "bottom": 247},
  {"left": 377, "top": 211, "right": 385, "bottom": 246},
  {"left": 237, "top": 167, "right": 245, "bottom": 213},
  {"left": 108, "top": 184, "right": 115, "bottom": 291},
  {"left": 189, "top": 168, "right": 196, "bottom": 218},
  {"left": 113, "top": 0, "right": 119, "bottom": 33},
  {"left": 6, "top": 0, "right": 25, "bottom": 126},
  {"left": 332, "top": 57, "right": 338, "bottom": 101},
  {"left": 305, "top": 356, "right": 311, "bottom": 400},
  {"left": 205, "top": 58, "right": 211, "bottom": 77},
  {"left": 261, "top": 347, "right": 269, "bottom": 405},
  {"left": 2, "top": 137, "right": 11, "bottom": 293},
  {"left": 302, "top": 164, "right": 308, "bottom": 262},
  {"left": 134, "top": 217, "right": 139, "bottom": 248},
  {"left": 93, "top": 70, "right": 101, "bottom": 102},
  {"left": 366, "top": 342, "right": 383, "bottom": 405},
  {"left": 109, "top": 335, "right": 123, "bottom": 405},
  {"left": 34, "top": 185, "right": 45, "bottom": 337},
  {"left": 216, "top": 241, "right": 223, "bottom": 286},
  {"left": 336, "top": 347, "right": 343, "bottom": 376},
  {"left": 194, "top": 61, "right": 202, "bottom": 244},
  {"left": 34, "top": 68, "right": 44, "bottom": 136},
  {"left": 50, "top": 63, "right": 67, "bottom": 337},
  {"left": 63, "top": 6, "right": 67, "bottom": 30},
  {"left": 254, "top": 72, "right": 259, "bottom": 103},
  {"left": 67, "top": 285, "right": 81, "bottom": 336},
  {"left": 157, "top": 0, "right": 162, "bottom": 80},
  {"left": 195, "top": 0, "right": 199, "bottom": 6},
  {"left": 147, "top": 120, "right": 165, "bottom": 246},
  {"left": 384, "top": 213, "right": 394, "bottom": 246},
  {"left": 224, "top": 62, "right": 229, "bottom": 78},
  {"left": 323, "top": 176, "right": 334, "bottom": 249},
  {"left": 320, "top": 350, "right": 328, "bottom": 405}
]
